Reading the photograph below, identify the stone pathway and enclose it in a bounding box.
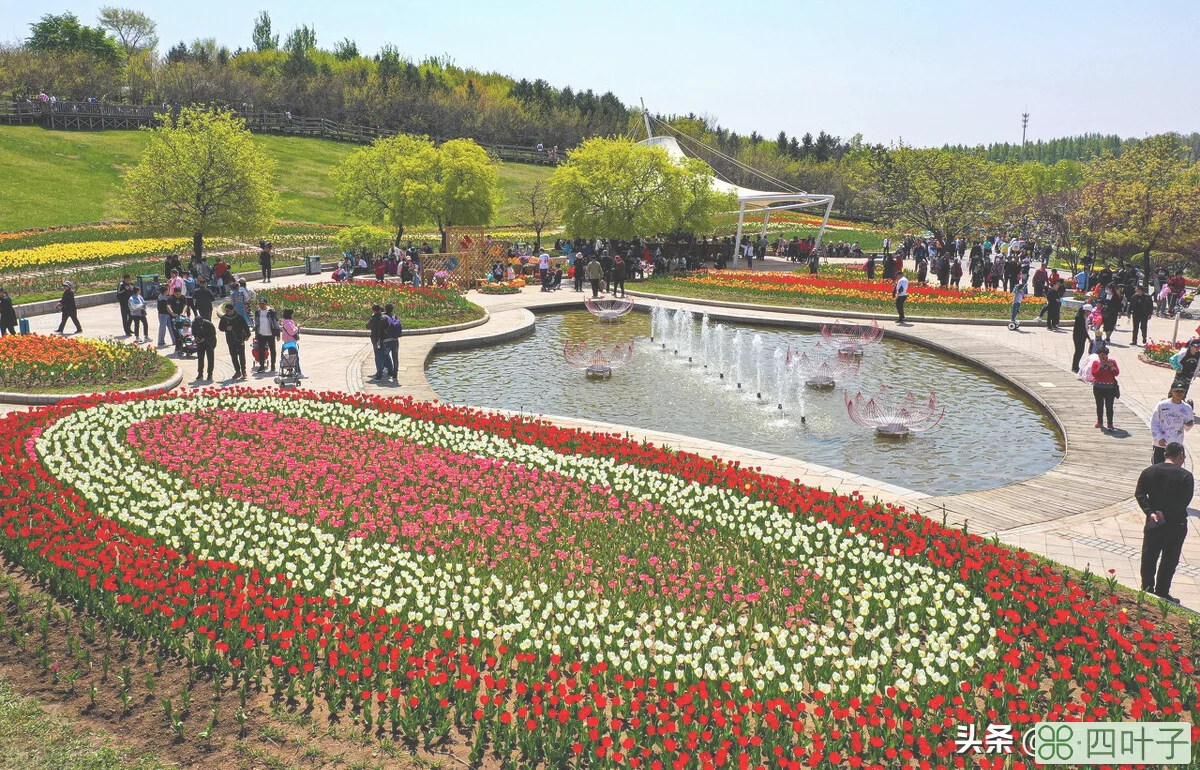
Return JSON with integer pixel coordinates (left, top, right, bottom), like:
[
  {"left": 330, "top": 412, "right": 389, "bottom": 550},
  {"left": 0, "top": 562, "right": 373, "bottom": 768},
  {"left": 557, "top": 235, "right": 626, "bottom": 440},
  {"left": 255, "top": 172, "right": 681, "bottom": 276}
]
[{"left": 10, "top": 271, "right": 1200, "bottom": 607}]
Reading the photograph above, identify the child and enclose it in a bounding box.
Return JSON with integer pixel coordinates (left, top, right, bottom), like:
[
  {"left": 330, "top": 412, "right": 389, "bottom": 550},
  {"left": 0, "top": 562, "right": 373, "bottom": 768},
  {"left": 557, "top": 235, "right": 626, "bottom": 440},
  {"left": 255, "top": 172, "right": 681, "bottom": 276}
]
[{"left": 374, "top": 257, "right": 386, "bottom": 283}]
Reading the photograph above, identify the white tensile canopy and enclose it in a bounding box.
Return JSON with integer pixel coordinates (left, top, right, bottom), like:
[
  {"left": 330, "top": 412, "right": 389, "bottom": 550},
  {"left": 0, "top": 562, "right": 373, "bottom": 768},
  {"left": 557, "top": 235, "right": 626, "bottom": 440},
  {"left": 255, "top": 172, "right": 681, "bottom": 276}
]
[{"left": 637, "top": 135, "right": 836, "bottom": 250}]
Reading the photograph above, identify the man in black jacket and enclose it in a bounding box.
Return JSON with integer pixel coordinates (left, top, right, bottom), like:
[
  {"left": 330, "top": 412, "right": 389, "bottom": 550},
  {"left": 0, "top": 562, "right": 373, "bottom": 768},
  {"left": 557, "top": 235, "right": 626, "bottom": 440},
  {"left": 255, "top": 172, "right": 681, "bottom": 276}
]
[
  {"left": 217, "top": 303, "right": 250, "bottom": 380},
  {"left": 55, "top": 281, "right": 82, "bottom": 334},
  {"left": 192, "top": 280, "right": 215, "bottom": 322},
  {"left": 1136, "top": 442, "right": 1194, "bottom": 603},
  {"left": 1071, "top": 303, "right": 1092, "bottom": 373},
  {"left": 366, "top": 304, "right": 389, "bottom": 381},
  {"left": 116, "top": 274, "right": 133, "bottom": 336},
  {"left": 1130, "top": 284, "right": 1154, "bottom": 346},
  {"left": 192, "top": 314, "right": 217, "bottom": 382}
]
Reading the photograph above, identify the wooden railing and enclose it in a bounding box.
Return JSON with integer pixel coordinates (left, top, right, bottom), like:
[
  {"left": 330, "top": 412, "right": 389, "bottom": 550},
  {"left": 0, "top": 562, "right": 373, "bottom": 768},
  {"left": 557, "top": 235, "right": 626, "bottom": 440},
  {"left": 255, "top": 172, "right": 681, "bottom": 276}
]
[{"left": 0, "top": 101, "right": 565, "bottom": 165}]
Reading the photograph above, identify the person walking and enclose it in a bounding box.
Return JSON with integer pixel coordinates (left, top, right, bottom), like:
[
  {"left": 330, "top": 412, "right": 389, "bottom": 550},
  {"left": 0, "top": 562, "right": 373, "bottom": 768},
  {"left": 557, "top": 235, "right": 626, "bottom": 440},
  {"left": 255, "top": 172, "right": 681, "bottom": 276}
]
[
  {"left": 230, "top": 280, "right": 252, "bottom": 327},
  {"left": 572, "top": 253, "right": 585, "bottom": 292},
  {"left": 865, "top": 253, "right": 876, "bottom": 280},
  {"left": 611, "top": 254, "right": 626, "bottom": 298},
  {"left": 252, "top": 298, "right": 279, "bottom": 372},
  {"left": 366, "top": 304, "right": 391, "bottom": 381},
  {"left": 1169, "top": 339, "right": 1200, "bottom": 397},
  {"left": 600, "top": 250, "right": 614, "bottom": 293},
  {"left": 893, "top": 271, "right": 909, "bottom": 324},
  {"left": 1043, "top": 280, "right": 1064, "bottom": 331},
  {"left": 1130, "top": 284, "right": 1153, "bottom": 346},
  {"left": 1135, "top": 441, "right": 1194, "bottom": 604},
  {"left": 381, "top": 303, "right": 402, "bottom": 383},
  {"left": 127, "top": 286, "right": 148, "bottom": 341},
  {"left": 1150, "top": 385, "right": 1194, "bottom": 464},
  {"left": 193, "top": 280, "right": 215, "bottom": 322},
  {"left": 192, "top": 312, "right": 217, "bottom": 382},
  {"left": 0, "top": 287, "right": 16, "bottom": 336},
  {"left": 1100, "top": 286, "right": 1122, "bottom": 342},
  {"left": 538, "top": 250, "right": 551, "bottom": 289},
  {"left": 1071, "top": 303, "right": 1092, "bottom": 372},
  {"left": 1090, "top": 345, "right": 1120, "bottom": 431},
  {"left": 116, "top": 274, "right": 134, "bottom": 336},
  {"left": 1009, "top": 281, "right": 1027, "bottom": 329},
  {"left": 586, "top": 257, "right": 603, "bottom": 298},
  {"left": 55, "top": 281, "right": 82, "bottom": 335},
  {"left": 259, "top": 240, "right": 273, "bottom": 283},
  {"left": 218, "top": 303, "right": 250, "bottom": 379}
]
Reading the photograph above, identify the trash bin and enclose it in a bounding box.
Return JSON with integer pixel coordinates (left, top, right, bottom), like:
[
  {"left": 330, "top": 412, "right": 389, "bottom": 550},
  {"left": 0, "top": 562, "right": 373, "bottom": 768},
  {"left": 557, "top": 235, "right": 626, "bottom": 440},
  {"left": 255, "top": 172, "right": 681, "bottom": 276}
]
[
  {"left": 305, "top": 254, "right": 323, "bottom": 275},
  {"left": 138, "top": 274, "right": 160, "bottom": 300},
  {"left": 18, "top": 318, "right": 30, "bottom": 335}
]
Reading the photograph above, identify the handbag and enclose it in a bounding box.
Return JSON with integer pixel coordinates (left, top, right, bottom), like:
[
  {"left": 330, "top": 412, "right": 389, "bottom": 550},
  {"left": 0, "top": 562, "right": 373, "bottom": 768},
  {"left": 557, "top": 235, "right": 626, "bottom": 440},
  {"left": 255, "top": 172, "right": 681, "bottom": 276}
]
[{"left": 1113, "top": 380, "right": 1121, "bottom": 399}]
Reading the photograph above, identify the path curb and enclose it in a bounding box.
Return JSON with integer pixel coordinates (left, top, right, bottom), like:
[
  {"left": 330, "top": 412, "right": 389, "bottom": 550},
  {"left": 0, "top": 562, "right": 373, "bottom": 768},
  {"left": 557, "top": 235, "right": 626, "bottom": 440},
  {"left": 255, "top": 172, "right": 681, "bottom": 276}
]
[
  {"left": 0, "top": 360, "right": 182, "bottom": 405},
  {"left": 12, "top": 263, "right": 334, "bottom": 319},
  {"left": 626, "top": 290, "right": 1015, "bottom": 326}
]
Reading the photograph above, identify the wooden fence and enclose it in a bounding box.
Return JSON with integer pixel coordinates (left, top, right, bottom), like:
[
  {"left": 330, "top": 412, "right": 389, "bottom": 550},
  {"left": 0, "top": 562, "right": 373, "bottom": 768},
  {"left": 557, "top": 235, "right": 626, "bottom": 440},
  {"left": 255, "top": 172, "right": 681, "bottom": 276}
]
[{"left": 0, "top": 101, "right": 564, "bottom": 165}]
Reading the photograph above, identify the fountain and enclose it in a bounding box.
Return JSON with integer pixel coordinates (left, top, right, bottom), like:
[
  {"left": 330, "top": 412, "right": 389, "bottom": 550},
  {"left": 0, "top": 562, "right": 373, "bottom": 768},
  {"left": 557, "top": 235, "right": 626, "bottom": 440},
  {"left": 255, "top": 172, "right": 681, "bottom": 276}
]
[
  {"left": 789, "top": 343, "right": 862, "bottom": 389},
  {"left": 584, "top": 296, "right": 635, "bottom": 322},
  {"left": 715, "top": 324, "right": 727, "bottom": 379},
  {"left": 844, "top": 386, "right": 945, "bottom": 437},
  {"left": 751, "top": 335, "right": 764, "bottom": 398},
  {"left": 699, "top": 315, "right": 712, "bottom": 368},
  {"left": 773, "top": 347, "right": 788, "bottom": 410},
  {"left": 820, "top": 319, "right": 884, "bottom": 357},
  {"left": 650, "top": 305, "right": 666, "bottom": 343},
  {"left": 563, "top": 341, "right": 635, "bottom": 379},
  {"left": 731, "top": 330, "right": 744, "bottom": 389}
]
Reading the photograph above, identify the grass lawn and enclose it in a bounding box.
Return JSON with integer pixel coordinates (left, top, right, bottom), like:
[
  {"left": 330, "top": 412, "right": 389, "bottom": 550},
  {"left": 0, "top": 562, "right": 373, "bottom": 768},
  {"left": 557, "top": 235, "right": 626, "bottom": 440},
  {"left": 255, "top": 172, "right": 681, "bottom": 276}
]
[
  {"left": 0, "top": 125, "right": 556, "bottom": 232},
  {"left": 641, "top": 274, "right": 1046, "bottom": 320}
]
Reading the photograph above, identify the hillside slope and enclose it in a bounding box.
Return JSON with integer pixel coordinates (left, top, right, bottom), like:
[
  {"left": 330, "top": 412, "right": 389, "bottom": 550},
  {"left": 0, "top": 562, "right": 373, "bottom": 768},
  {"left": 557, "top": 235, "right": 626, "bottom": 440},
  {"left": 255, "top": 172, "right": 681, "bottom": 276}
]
[{"left": 0, "top": 126, "right": 552, "bottom": 231}]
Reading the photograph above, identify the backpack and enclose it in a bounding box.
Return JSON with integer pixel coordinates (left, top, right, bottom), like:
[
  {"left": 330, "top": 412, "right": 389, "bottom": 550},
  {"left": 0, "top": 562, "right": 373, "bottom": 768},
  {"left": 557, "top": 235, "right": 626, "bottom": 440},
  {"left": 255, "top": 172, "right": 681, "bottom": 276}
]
[{"left": 385, "top": 315, "right": 403, "bottom": 339}]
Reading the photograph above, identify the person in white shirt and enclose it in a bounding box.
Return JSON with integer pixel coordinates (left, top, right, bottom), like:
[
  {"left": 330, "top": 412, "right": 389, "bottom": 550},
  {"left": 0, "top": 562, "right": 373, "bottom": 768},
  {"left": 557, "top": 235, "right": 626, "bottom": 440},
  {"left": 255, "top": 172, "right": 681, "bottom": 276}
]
[
  {"left": 893, "top": 271, "right": 909, "bottom": 324},
  {"left": 538, "top": 251, "right": 551, "bottom": 287},
  {"left": 1151, "top": 385, "right": 1195, "bottom": 464}
]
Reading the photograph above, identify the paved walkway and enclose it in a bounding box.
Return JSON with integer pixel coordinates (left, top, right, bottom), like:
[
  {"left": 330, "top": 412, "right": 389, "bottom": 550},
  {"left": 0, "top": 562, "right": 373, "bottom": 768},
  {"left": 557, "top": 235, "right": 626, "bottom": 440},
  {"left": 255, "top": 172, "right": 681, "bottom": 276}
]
[{"left": 8, "top": 271, "right": 1200, "bottom": 607}]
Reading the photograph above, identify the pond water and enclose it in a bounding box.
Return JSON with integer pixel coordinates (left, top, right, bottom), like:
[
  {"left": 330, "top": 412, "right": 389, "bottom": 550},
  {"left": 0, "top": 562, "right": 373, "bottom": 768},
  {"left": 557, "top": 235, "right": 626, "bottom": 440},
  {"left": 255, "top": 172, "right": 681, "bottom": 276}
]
[{"left": 425, "top": 310, "right": 1063, "bottom": 496}]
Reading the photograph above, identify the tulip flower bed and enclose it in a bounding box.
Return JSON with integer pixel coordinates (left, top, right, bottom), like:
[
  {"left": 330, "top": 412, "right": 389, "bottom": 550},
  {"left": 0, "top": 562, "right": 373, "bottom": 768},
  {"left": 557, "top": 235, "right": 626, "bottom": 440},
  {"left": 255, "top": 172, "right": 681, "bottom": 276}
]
[
  {"left": 2, "top": 388, "right": 1197, "bottom": 768},
  {"left": 477, "top": 280, "right": 525, "bottom": 295},
  {"left": 646, "top": 270, "right": 1044, "bottom": 319},
  {"left": 257, "top": 281, "right": 485, "bottom": 330},
  {"left": 0, "top": 237, "right": 204, "bottom": 274},
  {"left": 0, "top": 334, "right": 173, "bottom": 393},
  {"left": 1141, "top": 340, "right": 1185, "bottom": 367}
]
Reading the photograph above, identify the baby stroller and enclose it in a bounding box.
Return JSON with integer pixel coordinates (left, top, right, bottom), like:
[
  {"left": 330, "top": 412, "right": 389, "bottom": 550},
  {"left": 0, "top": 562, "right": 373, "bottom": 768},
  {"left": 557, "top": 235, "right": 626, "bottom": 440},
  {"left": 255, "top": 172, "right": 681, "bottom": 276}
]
[
  {"left": 251, "top": 336, "right": 270, "bottom": 368},
  {"left": 173, "top": 315, "right": 198, "bottom": 357},
  {"left": 274, "top": 342, "right": 302, "bottom": 388}
]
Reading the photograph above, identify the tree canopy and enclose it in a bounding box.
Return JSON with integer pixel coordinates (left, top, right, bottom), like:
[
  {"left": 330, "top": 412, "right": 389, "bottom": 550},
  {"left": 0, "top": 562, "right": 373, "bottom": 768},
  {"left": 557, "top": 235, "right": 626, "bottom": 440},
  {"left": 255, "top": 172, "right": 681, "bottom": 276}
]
[
  {"left": 27, "top": 12, "right": 122, "bottom": 67},
  {"left": 550, "top": 138, "right": 733, "bottom": 239},
  {"left": 96, "top": 7, "right": 157, "bottom": 56},
  {"left": 1071, "top": 135, "right": 1200, "bottom": 274},
  {"left": 333, "top": 134, "right": 438, "bottom": 241},
  {"left": 121, "top": 108, "right": 278, "bottom": 259},
  {"left": 431, "top": 138, "right": 500, "bottom": 247},
  {"left": 869, "top": 146, "right": 1021, "bottom": 243}
]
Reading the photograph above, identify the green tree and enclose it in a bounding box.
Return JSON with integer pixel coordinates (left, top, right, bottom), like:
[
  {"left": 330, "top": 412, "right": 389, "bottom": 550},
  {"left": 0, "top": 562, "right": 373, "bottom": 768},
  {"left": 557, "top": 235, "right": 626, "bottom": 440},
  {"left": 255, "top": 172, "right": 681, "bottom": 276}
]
[
  {"left": 519, "top": 179, "right": 559, "bottom": 250},
  {"left": 430, "top": 138, "right": 501, "bottom": 251},
  {"left": 870, "top": 145, "right": 1019, "bottom": 243},
  {"left": 97, "top": 7, "right": 157, "bottom": 56},
  {"left": 332, "top": 38, "right": 359, "bottom": 61},
  {"left": 1073, "top": 134, "right": 1200, "bottom": 275},
  {"left": 333, "top": 134, "right": 438, "bottom": 243},
  {"left": 27, "top": 13, "right": 123, "bottom": 67},
  {"left": 668, "top": 156, "right": 736, "bottom": 235},
  {"left": 334, "top": 225, "right": 392, "bottom": 255},
  {"left": 550, "top": 137, "right": 683, "bottom": 238},
  {"left": 122, "top": 108, "right": 279, "bottom": 260},
  {"left": 251, "top": 11, "right": 278, "bottom": 52}
]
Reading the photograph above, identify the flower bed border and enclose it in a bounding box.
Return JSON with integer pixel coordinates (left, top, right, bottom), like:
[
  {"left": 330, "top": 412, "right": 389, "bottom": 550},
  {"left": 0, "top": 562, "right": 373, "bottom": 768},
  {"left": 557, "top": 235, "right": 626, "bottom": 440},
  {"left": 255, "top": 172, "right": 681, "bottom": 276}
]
[
  {"left": 303, "top": 308, "right": 490, "bottom": 338},
  {"left": 1138, "top": 353, "right": 1174, "bottom": 370},
  {"left": 0, "top": 358, "right": 180, "bottom": 405}
]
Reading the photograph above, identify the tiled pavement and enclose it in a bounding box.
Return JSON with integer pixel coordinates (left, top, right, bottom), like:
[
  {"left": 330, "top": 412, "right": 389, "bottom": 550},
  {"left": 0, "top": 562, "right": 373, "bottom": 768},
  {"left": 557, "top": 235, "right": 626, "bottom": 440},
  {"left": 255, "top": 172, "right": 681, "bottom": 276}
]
[{"left": 9, "top": 271, "right": 1200, "bottom": 607}]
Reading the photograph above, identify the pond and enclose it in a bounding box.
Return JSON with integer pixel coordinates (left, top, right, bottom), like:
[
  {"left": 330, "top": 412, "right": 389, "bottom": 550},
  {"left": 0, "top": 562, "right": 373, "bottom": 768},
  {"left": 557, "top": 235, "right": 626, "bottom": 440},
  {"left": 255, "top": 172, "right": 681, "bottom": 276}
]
[{"left": 425, "top": 310, "right": 1064, "bottom": 496}]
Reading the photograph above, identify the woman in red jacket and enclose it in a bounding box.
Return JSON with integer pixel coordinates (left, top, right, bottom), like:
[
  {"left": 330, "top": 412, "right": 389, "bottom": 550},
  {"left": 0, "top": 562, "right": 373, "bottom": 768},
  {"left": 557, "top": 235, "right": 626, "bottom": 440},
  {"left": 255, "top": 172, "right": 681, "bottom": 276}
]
[{"left": 1091, "top": 345, "right": 1120, "bottom": 431}]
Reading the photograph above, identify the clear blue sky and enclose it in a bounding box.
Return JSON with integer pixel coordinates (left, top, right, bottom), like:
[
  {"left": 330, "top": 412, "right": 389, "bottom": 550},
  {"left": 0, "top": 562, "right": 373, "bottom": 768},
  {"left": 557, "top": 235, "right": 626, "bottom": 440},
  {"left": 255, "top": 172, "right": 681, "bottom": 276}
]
[{"left": 5, "top": 0, "right": 1197, "bottom": 147}]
